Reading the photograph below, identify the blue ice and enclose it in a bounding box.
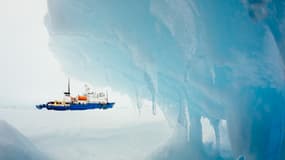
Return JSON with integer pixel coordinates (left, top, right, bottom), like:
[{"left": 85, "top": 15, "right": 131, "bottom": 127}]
[{"left": 45, "top": 0, "right": 285, "bottom": 159}]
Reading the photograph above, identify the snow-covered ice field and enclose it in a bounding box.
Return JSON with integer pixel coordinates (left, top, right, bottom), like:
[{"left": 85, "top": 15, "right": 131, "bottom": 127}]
[{"left": 0, "top": 105, "right": 172, "bottom": 160}]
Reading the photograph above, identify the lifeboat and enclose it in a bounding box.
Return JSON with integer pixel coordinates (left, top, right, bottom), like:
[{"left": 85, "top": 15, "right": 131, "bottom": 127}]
[{"left": 77, "top": 95, "right": 87, "bottom": 101}]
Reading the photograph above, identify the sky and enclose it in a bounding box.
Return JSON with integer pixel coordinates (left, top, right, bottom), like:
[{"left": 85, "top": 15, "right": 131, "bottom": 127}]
[
  {"left": 0, "top": 0, "right": 135, "bottom": 108},
  {"left": 0, "top": 0, "right": 68, "bottom": 106}
]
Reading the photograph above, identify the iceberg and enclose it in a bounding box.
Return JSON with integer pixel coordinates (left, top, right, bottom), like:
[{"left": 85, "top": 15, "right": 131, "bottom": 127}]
[
  {"left": 45, "top": 0, "right": 285, "bottom": 159},
  {"left": 0, "top": 120, "right": 49, "bottom": 160}
]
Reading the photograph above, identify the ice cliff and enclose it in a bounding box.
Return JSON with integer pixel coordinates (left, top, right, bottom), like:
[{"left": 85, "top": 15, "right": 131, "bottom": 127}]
[{"left": 45, "top": 0, "right": 285, "bottom": 159}]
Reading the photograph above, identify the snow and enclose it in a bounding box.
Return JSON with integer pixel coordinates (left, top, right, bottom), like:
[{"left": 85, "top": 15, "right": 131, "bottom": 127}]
[
  {"left": 0, "top": 120, "right": 48, "bottom": 160},
  {"left": 0, "top": 105, "right": 172, "bottom": 160}
]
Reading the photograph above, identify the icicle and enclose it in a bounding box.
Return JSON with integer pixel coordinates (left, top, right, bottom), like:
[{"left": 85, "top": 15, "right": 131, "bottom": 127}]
[
  {"left": 135, "top": 88, "right": 142, "bottom": 115},
  {"left": 152, "top": 94, "right": 156, "bottom": 115},
  {"left": 210, "top": 67, "right": 216, "bottom": 85},
  {"left": 184, "top": 103, "right": 191, "bottom": 142},
  {"left": 237, "top": 155, "right": 246, "bottom": 160},
  {"left": 143, "top": 71, "right": 157, "bottom": 115},
  {"left": 212, "top": 119, "right": 221, "bottom": 152}
]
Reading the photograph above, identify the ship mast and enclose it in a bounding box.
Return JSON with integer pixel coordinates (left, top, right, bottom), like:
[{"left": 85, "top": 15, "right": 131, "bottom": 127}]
[
  {"left": 64, "top": 78, "right": 70, "bottom": 96},
  {"left": 106, "top": 90, "right": 108, "bottom": 102},
  {"left": 68, "top": 78, "right": 70, "bottom": 94}
]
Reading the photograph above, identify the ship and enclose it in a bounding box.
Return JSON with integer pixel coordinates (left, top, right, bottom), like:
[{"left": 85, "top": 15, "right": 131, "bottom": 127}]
[{"left": 36, "top": 79, "right": 115, "bottom": 111}]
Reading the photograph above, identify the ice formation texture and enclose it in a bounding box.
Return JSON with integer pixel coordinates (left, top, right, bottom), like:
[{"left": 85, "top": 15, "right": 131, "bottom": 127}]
[{"left": 45, "top": 0, "right": 285, "bottom": 159}]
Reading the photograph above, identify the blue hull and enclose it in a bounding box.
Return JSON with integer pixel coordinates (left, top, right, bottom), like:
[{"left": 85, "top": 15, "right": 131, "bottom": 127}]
[{"left": 36, "top": 103, "right": 114, "bottom": 111}]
